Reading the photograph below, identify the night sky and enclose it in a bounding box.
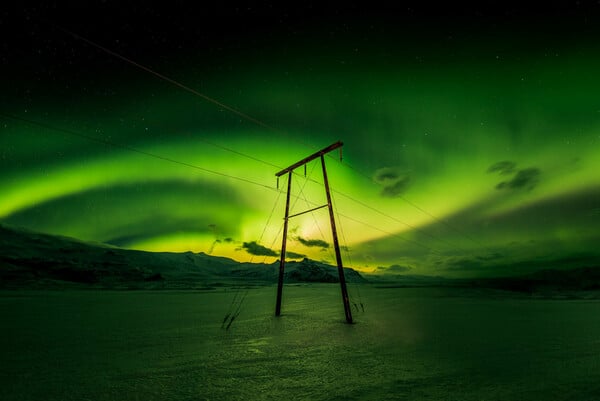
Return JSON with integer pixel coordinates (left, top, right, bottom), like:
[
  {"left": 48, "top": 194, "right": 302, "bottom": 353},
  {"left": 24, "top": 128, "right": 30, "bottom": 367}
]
[{"left": 1, "top": 3, "right": 599, "bottom": 277}]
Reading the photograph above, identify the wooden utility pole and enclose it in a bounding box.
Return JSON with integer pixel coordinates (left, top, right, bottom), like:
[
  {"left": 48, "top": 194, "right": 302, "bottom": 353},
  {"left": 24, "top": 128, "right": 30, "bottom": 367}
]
[
  {"left": 274, "top": 141, "right": 353, "bottom": 324},
  {"left": 275, "top": 171, "right": 292, "bottom": 317}
]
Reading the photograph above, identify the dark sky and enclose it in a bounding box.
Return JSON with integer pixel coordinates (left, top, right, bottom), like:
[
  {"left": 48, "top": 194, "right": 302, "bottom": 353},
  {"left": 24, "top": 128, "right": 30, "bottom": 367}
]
[{"left": 1, "top": 2, "right": 600, "bottom": 277}]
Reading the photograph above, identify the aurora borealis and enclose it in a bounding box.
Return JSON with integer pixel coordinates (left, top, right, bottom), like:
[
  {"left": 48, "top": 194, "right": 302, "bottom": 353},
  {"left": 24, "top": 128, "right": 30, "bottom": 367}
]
[{"left": 2, "top": 4, "right": 599, "bottom": 277}]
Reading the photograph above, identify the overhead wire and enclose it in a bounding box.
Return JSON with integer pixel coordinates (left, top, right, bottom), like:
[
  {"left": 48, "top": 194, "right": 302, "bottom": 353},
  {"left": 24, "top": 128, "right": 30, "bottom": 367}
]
[
  {"left": 221, "top": 289, "right": 240, "bottom": 329},
  {"left": 329, "top": 185, "right": 470, "bottom": 253},
  {"left": 335, "top": 212, "right": 445, "bottom": 257},
  {"left": 273, "top": 186, "right": 447, "bottom": 257},
  {"left": 0, "top": 112, "right": 464, "bottom": 260},
  {"left": 46, "top": 21, "right": 315, "bottom": 151},
  {"left": 299, "top": 169, "right": 469, "bottom": 254},
  {"left": 260, "top": 162, "right": 322, "bottom": 264},
  {"left": 250, "top": 189, "right": 283, "bottom": 263},
  {"left": 0, "top": 113, "right": 449, "bottom": 261},
  {"left": 262, "top": 222, "right": 284, "bottom": 264},
  {"left": 47, "top": 20, "right": 479, "bottom": 251},
  {"left": 196, "top": 136, "right": 283, "bottom": 170},
  {"left": 38, "top": 21, "right": 487, "bottom": 257},
  {"left": 337, "top": 159, "right": 488, "bottom": 248},
  {"left": 223, "top": 175, "right": 284, "bottom": 329},
  {"left": 0, "top": 112, "right": 278, "bottom": 192},
  {"left": 279, "top": 164, "right": 318, "bottom": 259},
  {"left": 330, "top": 187, "right": 364, "bottom": 313},
  {"left": 227, "top": 289, "right": 249, "bottom": 330},
  {"left": 3, "top": 110, "right": 449, "bottom": 261},
  {"left": 293, "top": 161, "right": 337, "bottom": 263}
]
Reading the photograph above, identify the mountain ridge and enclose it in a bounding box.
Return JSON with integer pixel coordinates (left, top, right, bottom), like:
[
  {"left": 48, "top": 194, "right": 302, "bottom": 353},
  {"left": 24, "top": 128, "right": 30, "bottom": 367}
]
[{"left": 0, "top": 224, "right": 366, "bottom": 289}]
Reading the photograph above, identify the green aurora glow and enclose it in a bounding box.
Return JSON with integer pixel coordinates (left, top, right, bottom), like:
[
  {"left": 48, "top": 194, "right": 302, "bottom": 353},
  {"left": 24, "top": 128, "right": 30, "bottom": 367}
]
[{"left": 1, "top": 7, "right": 599, "bottom": 277}]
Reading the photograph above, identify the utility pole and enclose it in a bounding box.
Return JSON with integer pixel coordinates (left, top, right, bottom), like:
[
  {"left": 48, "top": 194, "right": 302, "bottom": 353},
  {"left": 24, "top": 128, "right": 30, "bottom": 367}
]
[
  {"left": 275, "top": 171, "right": 291, "bottom": 317},
  {"left": 274, "top": 141, "right": 353, "bottom": 324}
]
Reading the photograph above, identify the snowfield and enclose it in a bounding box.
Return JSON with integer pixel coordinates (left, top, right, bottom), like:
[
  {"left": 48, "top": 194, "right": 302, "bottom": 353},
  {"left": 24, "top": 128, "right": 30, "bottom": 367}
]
[{"left": 2, "top": 285, "right": 600, "bottom": 400}]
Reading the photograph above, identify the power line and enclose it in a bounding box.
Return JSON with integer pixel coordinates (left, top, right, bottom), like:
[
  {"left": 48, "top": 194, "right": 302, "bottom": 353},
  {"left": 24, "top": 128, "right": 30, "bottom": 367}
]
[
  {"left": 47, "top": 21, "right": 315, "bottom": 151},
  {"left": 336, "top": 212, "right": 444, "bottom": 257},
  {"left": 295, "top": 161, "right": 336, "bottom": 263},
  {"left": 3, "top": 110, "right": 450, "bottom": 258},
  {"left": 0, "top": 112, "right": 278, "bottom": 192},
  {"left": 295, "top": 172, "right": 469, "bottom": 253},
  {"left": 283, "top": 193, "right": 447, "bottom": 257},
  {"left": 338, "top": 159, "right": 487, "bottom": 248},
  {"left": 2, "top": 112, "right": 354, "bottom": 261},
  {"left": 196, "top": 136, "right": 282, "bottom": 170},
  {"left": 1, "top": 112, "right": 457, "bottom": 259},
  {"left": 330, "top": 186, "right": 365, "bottom": 312},
  {"left": 219, "top": 135, "right": 472, "bottom": 255},
  {"left": 39, "top": 22, "right": 485, "bottom": 253},
  {"left": 330, "top": 185, "right": 469, "bottom": 253},
  {"left": 51, "top": 24, "right": 276, "bottom": 132},
  {"left": 48, "top": 21, "right": 328, "bottom": 188},
  {"left": 250, "top": 180, "right": 283, "bottom": 263},
  {"left": 262, "top": 222, "right": 284, "bottom": 264},
  {"left": 259, "top": 163, "right": 325, "bottom": 263}
]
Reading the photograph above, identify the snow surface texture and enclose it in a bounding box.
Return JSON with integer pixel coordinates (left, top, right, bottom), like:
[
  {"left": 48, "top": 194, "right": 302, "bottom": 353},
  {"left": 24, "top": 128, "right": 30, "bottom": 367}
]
[{"left": 2, "top": 286, "right": 600, "bottom": 400}]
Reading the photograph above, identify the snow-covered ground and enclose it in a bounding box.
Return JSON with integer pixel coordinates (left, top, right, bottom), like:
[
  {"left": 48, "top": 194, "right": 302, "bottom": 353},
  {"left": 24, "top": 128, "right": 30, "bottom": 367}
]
[{"left": 2, "top": 285, "right": 599, "bottom": 400}]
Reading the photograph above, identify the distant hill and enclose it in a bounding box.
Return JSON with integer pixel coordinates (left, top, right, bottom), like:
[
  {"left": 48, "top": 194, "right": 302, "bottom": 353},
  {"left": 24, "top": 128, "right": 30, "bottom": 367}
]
[
  {"left": 366, "top": 267, "right": 600, "bottom": 294},
  {"left": 465, "top": 266, "right": 600, "bottom": 293},
  {"left": 0, "top": 224, "right": 365, "bottom": 289},
  {"left": 4, "top": 224, "right": 598, "bottom": 294},
  {"left": 363, "top": 273, "right": 450, "bottom": 287}
]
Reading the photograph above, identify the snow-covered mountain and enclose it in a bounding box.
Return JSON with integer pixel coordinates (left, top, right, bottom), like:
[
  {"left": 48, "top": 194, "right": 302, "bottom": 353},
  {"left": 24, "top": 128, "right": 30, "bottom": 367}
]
[{"left": 0, "top": 224, "right": 366, "bottom": 289}]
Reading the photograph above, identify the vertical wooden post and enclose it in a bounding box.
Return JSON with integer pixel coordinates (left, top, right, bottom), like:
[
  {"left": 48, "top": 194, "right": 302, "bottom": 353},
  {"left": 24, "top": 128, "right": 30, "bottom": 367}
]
[
  {"left": 275, "top": 171, "right": 292, "bottom": 316},
  {"left": 321, "top": 155, "right": 353, "bottom": 324}
]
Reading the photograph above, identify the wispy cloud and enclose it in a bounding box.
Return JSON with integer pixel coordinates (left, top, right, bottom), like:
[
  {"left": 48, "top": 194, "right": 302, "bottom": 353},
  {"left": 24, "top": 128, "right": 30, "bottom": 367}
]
[
  {"left": 373, "top": 167, "right": 411, "bottom": 198},
  {"left": 496, "top": 168, "right": 541, "bottom": 191},
  {"left": 488, "top": 161, "right": 541, "bottom": 191},
  {"left": 296, "top": 236, "right": 329, "bottom": 248},
  {"left": 487, "top": 161, "right": 516, "bottom": 175},
  {"left": 242, "top": 241, "right": 278, "bottom": 256}
]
